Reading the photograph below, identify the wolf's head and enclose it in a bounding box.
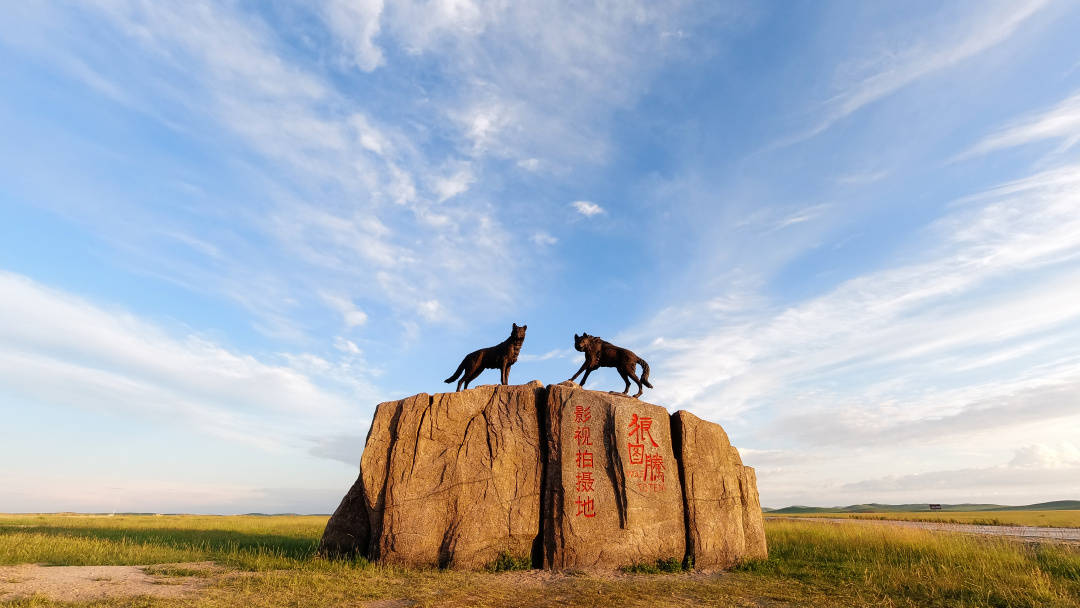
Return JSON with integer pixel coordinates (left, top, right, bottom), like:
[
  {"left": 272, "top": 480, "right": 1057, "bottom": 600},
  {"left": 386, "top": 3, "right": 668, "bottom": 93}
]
[
  {"left": 510, "top": 323, "right": 527, "bottom": 341},
  {"left": 573, "top": 333, "right": 594, "bottom": 352}
]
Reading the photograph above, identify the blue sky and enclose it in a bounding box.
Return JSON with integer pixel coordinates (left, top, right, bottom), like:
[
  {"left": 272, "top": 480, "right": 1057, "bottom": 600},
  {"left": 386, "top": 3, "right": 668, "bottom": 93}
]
[{"left": 2, "top": 0, "right": 1080, "bottom": 512}]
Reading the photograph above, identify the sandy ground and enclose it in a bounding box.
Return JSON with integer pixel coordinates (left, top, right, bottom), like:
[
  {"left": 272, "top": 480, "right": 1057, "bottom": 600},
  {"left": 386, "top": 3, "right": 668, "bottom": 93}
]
[
  {"left": 772, "top": 516, "right": 1080, "bottom": 543},
  {"left": 0, "top": 561, "right": 216, "bottom": 601}
]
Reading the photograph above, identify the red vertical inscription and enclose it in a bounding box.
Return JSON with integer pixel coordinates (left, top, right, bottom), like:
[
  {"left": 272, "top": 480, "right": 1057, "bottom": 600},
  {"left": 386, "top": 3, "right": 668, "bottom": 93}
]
[{"left": 573, "top": 403, "right": 597, "bottom": 517}]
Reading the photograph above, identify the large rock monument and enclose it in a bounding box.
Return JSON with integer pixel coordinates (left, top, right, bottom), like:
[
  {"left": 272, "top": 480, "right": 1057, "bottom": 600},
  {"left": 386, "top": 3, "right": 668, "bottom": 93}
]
[{"left": 319, "top": 381, "right": 766, "bottom": 570}]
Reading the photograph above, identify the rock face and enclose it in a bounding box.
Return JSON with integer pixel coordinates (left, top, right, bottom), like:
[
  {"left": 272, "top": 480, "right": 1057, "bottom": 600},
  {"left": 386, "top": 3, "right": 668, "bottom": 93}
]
[
  {"left": 672, "top": 410, "right": 768, "bottom": 568},
  {"left": 321, "top": 382, "right": 544, "bottom": 568},
  {"left": 540, "top": 382, "right": 685, "bottom": 568},
  {"left": 320, "top": 381, "right": 766, "bottom": 570}
]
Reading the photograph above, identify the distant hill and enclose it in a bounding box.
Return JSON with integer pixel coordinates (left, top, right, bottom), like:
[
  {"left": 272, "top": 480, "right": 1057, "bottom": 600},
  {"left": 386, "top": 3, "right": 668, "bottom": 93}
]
[
  {"left": 996, "top": 500, "right": 1080, "bottom": 511},
  {"left": 768, "top": 500, "right": 1080, "bottom": 514}
]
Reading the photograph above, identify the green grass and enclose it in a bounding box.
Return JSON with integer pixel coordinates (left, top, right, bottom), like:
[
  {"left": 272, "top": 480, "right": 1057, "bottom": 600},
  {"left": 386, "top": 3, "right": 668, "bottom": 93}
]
[
  {"left": 768, "top": 509, "right": 1080, "bottom": 528},
  {"left": 1, "top": 514, "right": 1078, "bottom": 607},
  {"left": 743, "top": 519, "right": 1080, "bottom": 607},
  {"left": 0, "top": 514, "right": 326, "bottom": 570},
  {"left": 484, "top": 552, "right": 531, "bottom": 572},
  {"left": 620, "top": 557, "right": 687, "bottom": 574}
]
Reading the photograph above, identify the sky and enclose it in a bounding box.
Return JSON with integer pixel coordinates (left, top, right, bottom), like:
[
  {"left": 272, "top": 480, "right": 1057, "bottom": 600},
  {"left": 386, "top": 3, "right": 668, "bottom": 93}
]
[{"left": 2, "top": 0, "right": 1079, "bottom": 513}]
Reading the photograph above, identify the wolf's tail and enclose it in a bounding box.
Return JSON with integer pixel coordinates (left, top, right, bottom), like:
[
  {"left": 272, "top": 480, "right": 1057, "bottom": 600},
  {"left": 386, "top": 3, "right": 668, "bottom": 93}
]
[
  {"left": 639, "top": 358, "right": 654, "bottom": 388},
  {"left": 444, "top": 360, "right": 465, "bottom": 384}
]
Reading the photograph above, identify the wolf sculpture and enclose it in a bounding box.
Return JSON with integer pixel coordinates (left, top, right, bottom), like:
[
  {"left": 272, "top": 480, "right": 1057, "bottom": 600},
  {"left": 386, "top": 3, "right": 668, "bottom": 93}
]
[
  {"left": 567, "top": 333, "right": 653, "bottom": 398},
  {"left": 444, "top": 323, "right": 527, "bottom": 391}
]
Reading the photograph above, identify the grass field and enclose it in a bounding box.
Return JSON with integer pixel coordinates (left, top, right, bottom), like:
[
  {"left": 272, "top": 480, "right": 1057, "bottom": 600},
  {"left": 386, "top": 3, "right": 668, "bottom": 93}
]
[
  {"left": 1, "top": 514, "right": 1078, "bottom": 607},
  {"left": 765, "top": 510, "right": 1080, "bottom": 528}
]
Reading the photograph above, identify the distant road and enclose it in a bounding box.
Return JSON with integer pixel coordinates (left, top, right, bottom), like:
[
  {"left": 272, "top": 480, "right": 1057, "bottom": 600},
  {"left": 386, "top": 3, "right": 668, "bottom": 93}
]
[{"left": 770, "top": 516, "right": 1080, "bottom": 543}]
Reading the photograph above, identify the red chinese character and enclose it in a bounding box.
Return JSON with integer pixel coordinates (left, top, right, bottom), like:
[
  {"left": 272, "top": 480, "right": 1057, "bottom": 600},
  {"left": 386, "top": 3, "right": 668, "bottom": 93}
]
[
  {"left": 575, "top": 471, "right": 594, "bottom": 492},
  {"left": 574, "top": 405, "right": 591, "bottom": 423},
  {"left": 575, "top": 449, "right": 594, "bottom": 468},
  {"left": 575, "top": 496, "right": 596, "bottom": 518},
  {"left": 574, "top": 427, "right": 592, "bottom": 446},
  {"left": 644, "top": 453, "right": 665, "bottom": 483},
  {"left": 628, "top": 443, "right": 644, "bottom": 465},
  {"left": 627, "top": 414, "right": 659, "bottom": 447}
]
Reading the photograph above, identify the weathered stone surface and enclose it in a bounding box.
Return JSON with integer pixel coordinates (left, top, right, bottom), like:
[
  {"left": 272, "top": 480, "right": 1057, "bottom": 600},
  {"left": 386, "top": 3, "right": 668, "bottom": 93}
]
[
  {"left": 320, "top": 382, "right": 544, "bottom": 569},
  {"left": 673, "top": 410, "right": 767, "bottom": 568},
  {"left": 321, "top": 381, "right": 766, "bottom": 570},
  {"left": 738, "top": 466, "right": 768, "bottom": 560},
  {"left": 541, "top": 382, "right": 685, "bottom": 569}
]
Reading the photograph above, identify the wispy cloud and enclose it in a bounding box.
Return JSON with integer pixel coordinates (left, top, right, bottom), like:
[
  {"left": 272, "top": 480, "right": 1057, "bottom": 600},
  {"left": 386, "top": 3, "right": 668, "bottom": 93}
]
[
  {"left": 0, "top": 271, "right": 376, "bottom": 453},
  {"left": 785, "top": 0, "right": 1051, "bottom": 145},
  {"left": 842, "top": 442, "right": 1080, "bottom": 496},
  {"left": 5, "top": 1, "right": 527, "bottom": 337},
  {"left": 322, "top": 0, "right": 385, "bottom": 71},
  {"left": 835, "top": 170, "right": 889, "bottom": 185},
  {"left": 572, "top": 200, "right": 605, "bottom": 217},
  {"left": 957, "top": 89, "right": 1080, "bottom": 160},
  {"left": 531, "top": 232, "right": 558, "bottom": 246},
  {"left": 320, "top": 293, "right": 369, "bottom": 329},
  {"left": 624, "top": 160, "right": 1080, "bottom": 507}
]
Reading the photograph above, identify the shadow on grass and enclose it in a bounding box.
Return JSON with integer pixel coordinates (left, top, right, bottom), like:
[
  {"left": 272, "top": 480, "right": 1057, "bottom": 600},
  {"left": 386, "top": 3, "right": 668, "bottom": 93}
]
[{"left": 0, "top": 525, "right": 318, "bottom": 560}]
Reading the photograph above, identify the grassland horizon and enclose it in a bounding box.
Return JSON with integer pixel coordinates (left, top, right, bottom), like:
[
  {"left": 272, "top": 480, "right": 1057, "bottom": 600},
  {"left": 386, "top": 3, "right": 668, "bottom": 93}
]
[{"left": 2, "top": 513, "right": 1078, "bottom": 607}]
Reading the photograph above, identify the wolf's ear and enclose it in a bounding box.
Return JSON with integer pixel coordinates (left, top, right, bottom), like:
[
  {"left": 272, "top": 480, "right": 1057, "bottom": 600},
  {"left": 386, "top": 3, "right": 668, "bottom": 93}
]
[
  {"left": 574, "top": 333, "right": 580, "bottom": 340},
  {"left": 522, "top": 324, "right": 527, "bottom": 330},
  {"left": 512, "top": 323, "right": 519, "bottom": 329}
]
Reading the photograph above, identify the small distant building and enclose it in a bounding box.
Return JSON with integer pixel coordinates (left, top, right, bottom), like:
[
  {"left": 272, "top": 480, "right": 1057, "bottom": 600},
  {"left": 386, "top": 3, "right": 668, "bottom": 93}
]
[{"left": 929, "top": 504, "right": 942, "bottom": 511}]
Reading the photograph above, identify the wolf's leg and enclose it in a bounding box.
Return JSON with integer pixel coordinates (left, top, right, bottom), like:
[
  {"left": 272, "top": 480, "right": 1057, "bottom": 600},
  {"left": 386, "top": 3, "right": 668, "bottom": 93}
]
[
  {"left": 627, "top": 367, "right": 643, "bottom": 398},
  {"left": 459, "top": 358, "right": 477, "bottom": 390},
  {"left": 618, "top": 369, "right": 631, "bottom": 394},
  {"left": 501, "top": 364, "right": 509, "bottom": 385},
  {"left": 463, "top": 365, "right": 483, "bottom": 389},
  {"left": 580, "top": 368, "right": 593, "bottom": 386},
  {"left": 568, "top": 362, "right": 588, "bottom": 382}
]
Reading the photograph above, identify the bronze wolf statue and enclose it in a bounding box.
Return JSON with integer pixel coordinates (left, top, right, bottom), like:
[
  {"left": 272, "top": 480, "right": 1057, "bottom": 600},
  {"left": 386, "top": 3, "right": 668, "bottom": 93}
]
[
  {"left": 444, "top": 323, "right": 527, "bottom": 391},
  {"left": 567, "top": 333, "right": 653, "bottom": 398}
]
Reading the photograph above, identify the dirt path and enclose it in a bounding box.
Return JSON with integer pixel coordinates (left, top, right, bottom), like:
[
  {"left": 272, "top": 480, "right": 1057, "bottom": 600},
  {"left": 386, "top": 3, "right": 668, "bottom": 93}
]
[
  {"left": 0, "top": 562, "right": 215, "bottom": 601},
  {"left": 772, "top": 516, "right": 1080, "bottom": 543}
]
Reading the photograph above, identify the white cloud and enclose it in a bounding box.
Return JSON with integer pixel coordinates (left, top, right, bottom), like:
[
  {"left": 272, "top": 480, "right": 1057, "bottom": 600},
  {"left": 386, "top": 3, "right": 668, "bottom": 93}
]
[
  {"left": 433, "top": 165, "right": 475, "bottom": 202},
  {"left": 517, "top": 158, "right": 541, "bottom": 171},
  {"left": 531, "top": 231, "right": 558, "bottom": 246},
  {"left": 417, "top": 299, "right": 445, "bottom": 321},
  {"left": 370, "top": 1, "right": 743, "bottom": 166},
  {"left": 7, "top": 2, "right": 524, "bottom": 337},
  {"left": 835, "top": 170, "right": 889, "bottom": 185},
  {"left": 333, "top": 336, "right": 362, "bottom": 355},
  {"left": 572, "top": 200, "right": 605, "bottom": 217},
  {"left": 630, "top": 162, "right": 1080, "bottom": 420},
  {"left": 0, "top": 271, "right": 376, "bottom": 452},
  {"left": 843, "top": 443, "right": 1080, "bottom": 497},
  {"left": 322, "top": 0, "right": 386, "bottom": 72},
  {"left": 788, "top": 0, "right": 1051, "bottom": 144},
  {"left": 770, "top": 203, "right": 831, "bottom": 231},
  {"left": 958, "top": 89, "right": 1080, "bottom": 160},
  {"left": 321, "top": 293, "right": 369, "bottom": 328},
  {"left": 1009, "top": 442, "right": 1080, "bottom": 469}
]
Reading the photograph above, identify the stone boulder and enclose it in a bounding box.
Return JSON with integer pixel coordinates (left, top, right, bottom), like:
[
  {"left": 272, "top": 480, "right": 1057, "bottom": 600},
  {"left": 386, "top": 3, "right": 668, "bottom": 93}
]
[
  {"left": 320, "top": 381, "right": 766, "bottom": 570},
  {"left": 320, "top": 381, "right": 545, "bottom": 568},
  {"left": 672, "top": 410, "right": 767, "bottom": 568},
  {"left": 540, "top": 382, "right": 685, "bottom": 568}
]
